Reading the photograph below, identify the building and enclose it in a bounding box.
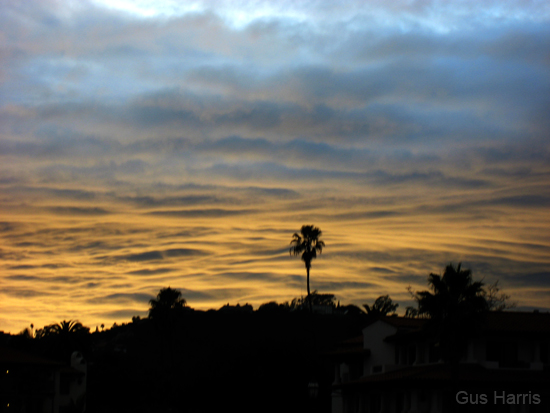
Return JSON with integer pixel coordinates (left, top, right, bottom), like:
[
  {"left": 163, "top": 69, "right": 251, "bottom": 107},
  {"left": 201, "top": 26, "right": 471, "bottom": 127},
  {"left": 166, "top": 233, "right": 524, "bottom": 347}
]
[
  {"left": 331, "top": 312, "right": 550, "bottom": 413},
  {"left": 0, "top": 347, "right": 86, "bottom": 413}
]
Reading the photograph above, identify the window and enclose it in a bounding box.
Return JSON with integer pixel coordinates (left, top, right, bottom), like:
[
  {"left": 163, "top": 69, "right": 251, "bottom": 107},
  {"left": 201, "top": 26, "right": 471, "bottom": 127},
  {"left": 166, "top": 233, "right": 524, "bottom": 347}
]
[
  {"left": 60, "top": 373, "right": 71, "bottom": 395},
  {"left": 486, "top": 340, "right": 520, "bottom": 367},
  {"left": 502, "top": 342, "right": 518, "bottom": 367},
  {"left": 408, "top": 345, "right": 416, "bottom": 365},
  {"left": 541, "top": 341, "right": 548, "bottom": 364},
  {"left": 486, "top": 340, "right": 500, "bottom": 362},
  {"left": 401, "top": 347, "right": 408, "bottom": 365},
  {"left": 370, "top": 394, "right": 381, "bottom": 413},
  {"left": 417, "top": 343, "right": 425, "bottom": 364},
  {"left": 350, "top": 361, "right": 364, "bottom": 378},
  {"left": 396, "top": 393, "right": 404, "bottom": 413},
  {"left": 428, "top": 342, "right": 440, "bottom": 363}
]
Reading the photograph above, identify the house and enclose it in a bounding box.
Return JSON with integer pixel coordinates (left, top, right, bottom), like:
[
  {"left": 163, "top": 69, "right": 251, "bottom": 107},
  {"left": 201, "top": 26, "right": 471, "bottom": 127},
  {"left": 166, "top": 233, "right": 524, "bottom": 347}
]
[
  {"left": 330, "top": 312, "right": 550, "bottom": 413},
  {"left": 0, "top": 347, "right": 86, "bottom": 413}
]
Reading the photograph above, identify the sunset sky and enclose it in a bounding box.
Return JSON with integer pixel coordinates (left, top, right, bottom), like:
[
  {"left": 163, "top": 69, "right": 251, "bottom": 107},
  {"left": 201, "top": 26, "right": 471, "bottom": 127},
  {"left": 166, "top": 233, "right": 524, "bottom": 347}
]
[{"left": 1, "top": 0, "right": 549, "bottom": 333}]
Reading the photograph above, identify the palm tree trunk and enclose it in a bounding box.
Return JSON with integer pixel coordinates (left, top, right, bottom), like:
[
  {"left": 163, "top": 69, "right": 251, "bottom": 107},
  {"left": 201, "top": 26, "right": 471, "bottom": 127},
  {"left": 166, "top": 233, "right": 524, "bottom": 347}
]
[
  {"left": 306, "top": 266, "right": 312, "bottom": 311},
  {"left": 307, "top": 266, "right": 311, "bottom": 297}
]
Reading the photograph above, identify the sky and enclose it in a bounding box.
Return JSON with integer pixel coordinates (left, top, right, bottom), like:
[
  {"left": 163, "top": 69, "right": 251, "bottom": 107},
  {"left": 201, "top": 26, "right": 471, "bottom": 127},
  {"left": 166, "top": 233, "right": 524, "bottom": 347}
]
[{"left": 1, "top": 0, "right": 549, "bottom": 333}]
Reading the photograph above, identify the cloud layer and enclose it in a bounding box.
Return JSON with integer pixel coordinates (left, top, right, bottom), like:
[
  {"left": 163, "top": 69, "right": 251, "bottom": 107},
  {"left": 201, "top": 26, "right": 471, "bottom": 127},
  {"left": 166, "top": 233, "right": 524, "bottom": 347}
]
[{"left": 1, "top": 0, "right": 549, "bottom": 332}]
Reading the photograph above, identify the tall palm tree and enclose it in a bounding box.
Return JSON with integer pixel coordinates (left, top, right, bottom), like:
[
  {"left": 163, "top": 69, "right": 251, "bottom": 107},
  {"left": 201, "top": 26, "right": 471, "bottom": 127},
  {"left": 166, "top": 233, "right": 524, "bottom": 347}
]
[
  {"left": 289, "top": 225, "right": 325, "bottom": 308},
  {"left": 413, "top": 263, "right": 488, "bottom": 363}
]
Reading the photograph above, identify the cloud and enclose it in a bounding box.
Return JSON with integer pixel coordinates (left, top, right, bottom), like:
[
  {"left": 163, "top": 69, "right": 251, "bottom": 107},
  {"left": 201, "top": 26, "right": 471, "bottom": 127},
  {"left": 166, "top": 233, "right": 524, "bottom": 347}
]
[
  {"left": 95, "top": 309, "right": 149, "bottom": 320},
  {"left": 147, "top": 208, "right": 259, "bottom": 218},
  {"left": 120, "top": 194, "right": 223, "bottom": 208},
  {"left": 332, "top": 210, "right": 402, "bottom": 221},
  {"left": 516, "top": 272, "right": 550, "bottom": 288},
  {"left": 216, "top": 271, "right": 282, "bottom": 283},
  {"left": 312, "top": 280, "right": 379, "bottom": 292},
  {"left": 119, "top": 251, "right": 163, "bottom": 262},
  {"left": 164, "top": 248, "right": 207, "bottom": 258},
  {"left": 46, "top": 206, "right": 111, "bottom": 216},
  {"left": 99, "top": 248, "right": 208, "bottom": 263},
  {"left": 1, "top": 186, "right": 98, "bottom": 200},
  {"left": 126, "top": 268, "right": 176, "bottom": 276},
  {"left": 1, "top": 287, "right": 55, "bottom": 298},
  {"left": 0, "top": 0, "right": 549, "bottom": 332},
  {"left": 485, "top": 195, "right": 550, "bottom": 209},
  {"left": 92, "top": 292, "right": 154, "bottom": 304},
  {"left": 6, "top": 275, "right": 42, "bottom": 281}
]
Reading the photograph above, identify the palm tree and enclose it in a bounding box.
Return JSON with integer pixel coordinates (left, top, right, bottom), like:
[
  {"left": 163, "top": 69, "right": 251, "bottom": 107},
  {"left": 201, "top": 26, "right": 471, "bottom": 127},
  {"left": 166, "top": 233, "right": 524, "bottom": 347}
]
[
  {"left": 35, "top": 320, "right": 89, "bottom": 338},
  {"left": 289, "top": 225, "right": 325, "bottom": 308},
  {"left": 34, "top": 320, "right": 90, "bottom": 361},
  {"left": 51, "top": 320, "right": 88, "bottom": 336},
  {"left": 412, "top": 263, "right": 488, "bottom": 363},
  {"left": 415, "top": 263, "right": 487, "bottom": 319}
]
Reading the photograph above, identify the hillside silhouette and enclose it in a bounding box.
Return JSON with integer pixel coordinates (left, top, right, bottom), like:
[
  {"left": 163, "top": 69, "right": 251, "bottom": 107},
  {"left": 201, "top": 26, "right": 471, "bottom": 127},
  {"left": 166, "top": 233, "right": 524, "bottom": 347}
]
[
  {"left": 5, "top": 292, "right": 368, "bottom": 413},
  {"left": 3, "top": 263, "right": 538, "bottom": 413}
]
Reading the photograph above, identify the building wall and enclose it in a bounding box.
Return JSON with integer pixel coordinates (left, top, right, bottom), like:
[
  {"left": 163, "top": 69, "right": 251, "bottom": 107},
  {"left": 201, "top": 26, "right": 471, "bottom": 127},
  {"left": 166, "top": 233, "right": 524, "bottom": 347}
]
[
  {"left": 333, "top": 315, "right": 550, "bottom": 413},
  {"left": 362, "top": 320, "right": 398, "bottom": 375}
]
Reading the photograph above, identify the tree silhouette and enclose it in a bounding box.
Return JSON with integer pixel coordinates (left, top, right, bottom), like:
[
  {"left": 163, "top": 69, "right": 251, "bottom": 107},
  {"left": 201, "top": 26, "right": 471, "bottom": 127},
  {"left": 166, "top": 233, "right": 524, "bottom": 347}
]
[
  {"left": 289, "top": 225, "right": 325, "bottom": 309},
  {"left": 33, "top": 320, "right": 90, "bottom": 361},
  {"left": 149, "top": 287, "right": 187, "bottom": 319},
  {"left": 411, "top": 263, "right": 488, "bottom": 363},
  {"left": 52, "top": 320, "right": 88, "bottom": 335},
  {"left": 415, "top": 263, "right": 487, "bottom": 319},
  {"left": 258, "top": 301, "right": 291, "bottom": 314},
  {"left": 18, "top": 327, "right": 33, "bottom": 339},
  {"left": 363, "top": 295, "right": 399, "bottom": 316},
  {"left": 289, "top": 290, "right": 336, "bottom": 310},
  {"left": 35, "top": 319, "right": 89, "bottom": 338},
  {"left": 148, "top": 287, "right": 190, "bottom": 336},
  {"left": 148, "top": 287, "right": 190, "bottom": 406},
  {"left": 483, "top": 280, "right": 516, "bottom": 311}
]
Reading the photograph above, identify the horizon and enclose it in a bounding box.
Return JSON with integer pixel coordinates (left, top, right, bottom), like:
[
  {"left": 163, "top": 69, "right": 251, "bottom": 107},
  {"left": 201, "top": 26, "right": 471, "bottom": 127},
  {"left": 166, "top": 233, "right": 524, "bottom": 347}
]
[{"left": 1, "top": 0, "right": 549, "bottom": 334}]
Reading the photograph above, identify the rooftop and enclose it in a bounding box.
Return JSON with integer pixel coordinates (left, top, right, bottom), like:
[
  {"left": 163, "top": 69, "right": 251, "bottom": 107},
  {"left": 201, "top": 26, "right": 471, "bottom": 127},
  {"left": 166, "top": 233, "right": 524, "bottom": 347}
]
[{"left": 339, "top": 363, "right": 550, "bottom": 388}]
